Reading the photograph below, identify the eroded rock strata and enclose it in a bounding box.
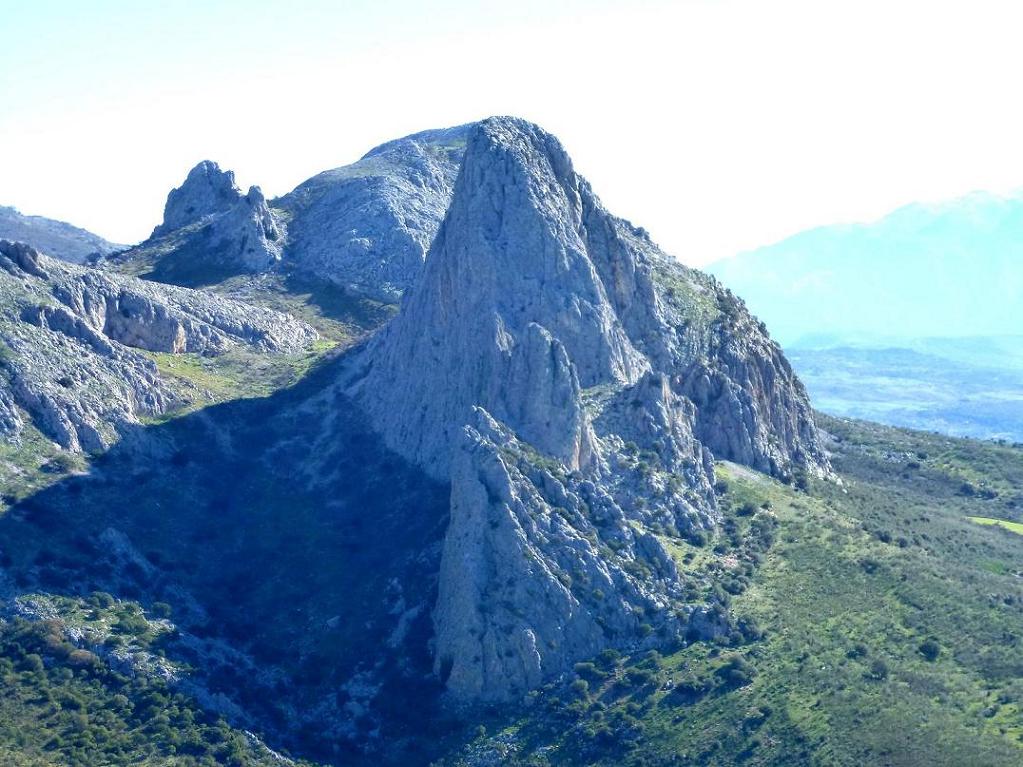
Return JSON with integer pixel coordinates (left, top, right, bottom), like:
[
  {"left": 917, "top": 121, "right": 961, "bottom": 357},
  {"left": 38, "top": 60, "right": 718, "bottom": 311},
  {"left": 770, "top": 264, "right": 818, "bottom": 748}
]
[{"left": 0, "top": 239, "right": 316, "bottom": 451}]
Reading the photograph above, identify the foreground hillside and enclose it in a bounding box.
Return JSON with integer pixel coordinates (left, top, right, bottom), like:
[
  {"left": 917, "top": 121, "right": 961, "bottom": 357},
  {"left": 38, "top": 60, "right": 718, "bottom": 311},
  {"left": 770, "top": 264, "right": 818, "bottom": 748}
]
[{"left": 0, "top": 413, "right": 1020, "bottom": 765}]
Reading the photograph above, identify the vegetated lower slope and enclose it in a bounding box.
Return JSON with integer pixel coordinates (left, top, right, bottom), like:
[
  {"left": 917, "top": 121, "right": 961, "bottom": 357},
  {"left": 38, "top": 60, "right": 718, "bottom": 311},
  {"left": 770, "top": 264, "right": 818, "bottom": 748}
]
[
  {"left": 437, "top": 415, "right": 1023, "bottom": 766},
  {"left": 2, "top": 405, "right": 1021, "bottom": 766},
  {"left": 0, "top": 278, "right": 409, "bottom": 767},
  {"left": 0, "top": 350, "right": 451, "bottom": 766},
  {"left": 0, "top": 205, "right": 124, "bottom": 264},
  {"left": 0, "top": 613, "right": 313, "bottom": 767}
]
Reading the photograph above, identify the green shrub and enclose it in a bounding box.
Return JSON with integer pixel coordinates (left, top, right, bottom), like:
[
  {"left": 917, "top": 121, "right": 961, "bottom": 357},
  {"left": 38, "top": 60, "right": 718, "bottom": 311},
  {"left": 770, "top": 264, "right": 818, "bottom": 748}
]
[
  {"left": 868, "top": 659, "right": 889, "bottom": 680},
  {"left": 918, "top": 639, "right": 940, "bottom": 662}
]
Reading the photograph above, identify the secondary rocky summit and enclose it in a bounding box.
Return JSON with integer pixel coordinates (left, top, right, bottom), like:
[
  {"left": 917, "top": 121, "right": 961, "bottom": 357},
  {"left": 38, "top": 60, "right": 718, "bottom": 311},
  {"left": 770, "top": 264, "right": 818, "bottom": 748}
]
[
  {"left": 352, "top": 117, "right": 827, "bottom": 701},
  {"left": 115, "top": 129, "right": 467, "bottom": 297},
  {"left": 108, "top": 161, "right": 286, "bottom": 280},
  {"left": 274, "top": 125, "right": 468, "bottom": 300}
]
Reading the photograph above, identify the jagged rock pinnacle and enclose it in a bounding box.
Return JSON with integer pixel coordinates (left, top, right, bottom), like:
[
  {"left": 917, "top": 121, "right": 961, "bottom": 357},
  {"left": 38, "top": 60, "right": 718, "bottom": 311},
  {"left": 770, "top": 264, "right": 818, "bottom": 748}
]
[
  {"left": 146, "top": 162, "right": 284, "bottom": 272},
  {"left": 154, "top": 160, "right": 241, "bottom": 236}
]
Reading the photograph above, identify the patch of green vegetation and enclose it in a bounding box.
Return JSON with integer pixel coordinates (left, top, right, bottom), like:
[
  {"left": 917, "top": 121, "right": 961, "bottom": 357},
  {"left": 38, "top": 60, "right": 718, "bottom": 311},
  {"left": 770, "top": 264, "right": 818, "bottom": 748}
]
[
  {"left": 0, "top": 419, "right": 86, "bottom": 513},
  {"left": 0, "top": 610, "right": 316, "bottom": 766},
  {"left": 144, "top": 341, "right": 337, "bottom": 419},
  {"left": 650, "top": 260, "right": 721, "bottom": 328},
  {"left": 969, "top": 516, "right": 1023, "bottom": 536}
]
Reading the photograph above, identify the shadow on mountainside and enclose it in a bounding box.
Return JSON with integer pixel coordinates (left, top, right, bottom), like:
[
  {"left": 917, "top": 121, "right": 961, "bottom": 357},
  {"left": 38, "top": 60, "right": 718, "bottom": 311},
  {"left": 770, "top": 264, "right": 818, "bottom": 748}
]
[{"left": 0, "top": 350, "right": 456, "bottom": 765}]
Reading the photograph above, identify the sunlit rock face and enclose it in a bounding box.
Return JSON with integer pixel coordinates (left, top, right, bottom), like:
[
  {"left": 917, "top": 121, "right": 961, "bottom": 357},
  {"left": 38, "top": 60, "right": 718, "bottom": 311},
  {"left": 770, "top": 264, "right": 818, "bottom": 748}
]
[{"left": 275, "top": 125, "right": 469, "bottom": 300}]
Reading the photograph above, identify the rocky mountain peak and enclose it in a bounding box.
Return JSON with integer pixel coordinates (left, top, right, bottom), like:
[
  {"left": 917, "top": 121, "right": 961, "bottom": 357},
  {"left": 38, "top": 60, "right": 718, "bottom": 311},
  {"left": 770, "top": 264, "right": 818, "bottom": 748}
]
[
  {"left": 125, "top": 162, "right": 285, "bottom": 275},
  {"left": 351, "top": 116, "right": 828, "bottom": 701},
  {"left": 154, "top": 160, "right": 241, "bottom": 236},
  {"left": 353, "top": 117, "right": 649, "bottom": 477}
]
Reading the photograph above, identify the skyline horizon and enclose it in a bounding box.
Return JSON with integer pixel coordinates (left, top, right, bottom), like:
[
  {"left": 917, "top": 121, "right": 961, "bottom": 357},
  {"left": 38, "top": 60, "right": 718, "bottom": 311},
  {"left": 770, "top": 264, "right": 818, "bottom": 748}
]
[
  {"left": 6, "top": 127, "right": 1023, "bottom": 268},
  {"left": 6, "top": 1, "right": 1023, "bottom": 268}
]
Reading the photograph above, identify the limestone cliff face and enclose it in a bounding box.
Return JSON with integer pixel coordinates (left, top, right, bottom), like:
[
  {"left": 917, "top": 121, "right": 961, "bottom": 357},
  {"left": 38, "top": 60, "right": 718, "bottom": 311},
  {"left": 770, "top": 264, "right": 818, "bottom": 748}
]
[
  {"left": 0, "top": 240, "right": 316, "bottom": 451},
  {"left": 434, "top": 409, "right": 696, "bottom": 700},
  {"left": 353, "top": 118, "right": 648, "bottom": 478},
  {"left": 352, "top": 117, "right": 826, "bottom": 701}
]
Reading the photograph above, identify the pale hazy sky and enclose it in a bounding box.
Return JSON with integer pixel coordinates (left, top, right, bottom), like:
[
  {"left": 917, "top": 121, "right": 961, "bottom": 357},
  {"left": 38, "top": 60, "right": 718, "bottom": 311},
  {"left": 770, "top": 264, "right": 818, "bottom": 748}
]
[{"left": 3, "top": 0, "right": 1023, "bottom": 265}]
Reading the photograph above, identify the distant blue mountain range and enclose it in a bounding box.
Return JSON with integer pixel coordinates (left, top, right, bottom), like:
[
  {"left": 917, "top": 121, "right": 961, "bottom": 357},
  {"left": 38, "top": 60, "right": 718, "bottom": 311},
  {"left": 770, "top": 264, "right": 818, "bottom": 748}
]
[
  {"left": 708, "top": 192, "right": 1023, "bottom": 442},
  {"left": 709, "top": 191, "right": 1023, "bottom": 347}
]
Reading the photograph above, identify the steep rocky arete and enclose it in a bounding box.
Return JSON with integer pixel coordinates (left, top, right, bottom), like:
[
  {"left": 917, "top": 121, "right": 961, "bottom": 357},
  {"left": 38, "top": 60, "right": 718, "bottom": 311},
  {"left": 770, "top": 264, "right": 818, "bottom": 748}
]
[
  {"left": 0, "top": 239, "right": 316, "bottom": 452},
  {"left": 351, "top": 117, "right": 828, "bottom": 701}
]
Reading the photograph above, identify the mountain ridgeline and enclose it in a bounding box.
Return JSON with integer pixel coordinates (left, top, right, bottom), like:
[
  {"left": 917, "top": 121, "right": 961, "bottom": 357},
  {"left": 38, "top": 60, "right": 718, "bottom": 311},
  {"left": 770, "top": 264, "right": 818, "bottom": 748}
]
[
  {"left": 110, "top": 126, "right": 468, "bottom": 297},
  {"left": 0, "top": 205, "right": 124, "bottom": 264},
  {"left": 709, "top": 191, "right": 1023, "bottom": 346}
]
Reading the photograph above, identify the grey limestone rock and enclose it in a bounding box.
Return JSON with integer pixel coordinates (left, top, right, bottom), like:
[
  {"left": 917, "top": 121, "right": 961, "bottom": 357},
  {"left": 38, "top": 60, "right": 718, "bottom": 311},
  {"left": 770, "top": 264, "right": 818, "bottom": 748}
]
[
  {"left": 117, "top": 131, "right": 463, "bottom": 293},
  {"left": 154, "top": 160, "right": 245, "bottom": 237},
  {"left": 121, "top": 161, "right": 285, "bottom": 276},
  {"left": 435, "top": 409, "right": 689, "bottom": 701},
  {"left": 275, "top": 125, "right": 469, "bottom": 300}
]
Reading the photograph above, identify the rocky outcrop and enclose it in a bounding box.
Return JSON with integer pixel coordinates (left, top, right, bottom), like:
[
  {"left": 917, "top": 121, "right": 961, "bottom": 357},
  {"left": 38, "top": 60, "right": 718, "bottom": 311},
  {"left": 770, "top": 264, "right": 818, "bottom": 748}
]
[
  {"left": 114, "top": 161, "right": 284, "bottom": 278},
  {"left": 114, "top": 131, "right": 462, "bottom": 293},
  {"left": 677, "top": 304, "right": 823, "bottom": 477},
  {"left": 352, "top": 117, "right": 828, "bottom": 701},
  {"left": 154, "top": 161, "right": 243, "bottom": 236},
  {"left": 275, "top": 125, "right": 468, "bottom": 300},
  {"left": 435, "top": 410, "right": 695, "bottom": 701},
  {"left": 0, "top": 240, "right": 316, "bottom": 451}
]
